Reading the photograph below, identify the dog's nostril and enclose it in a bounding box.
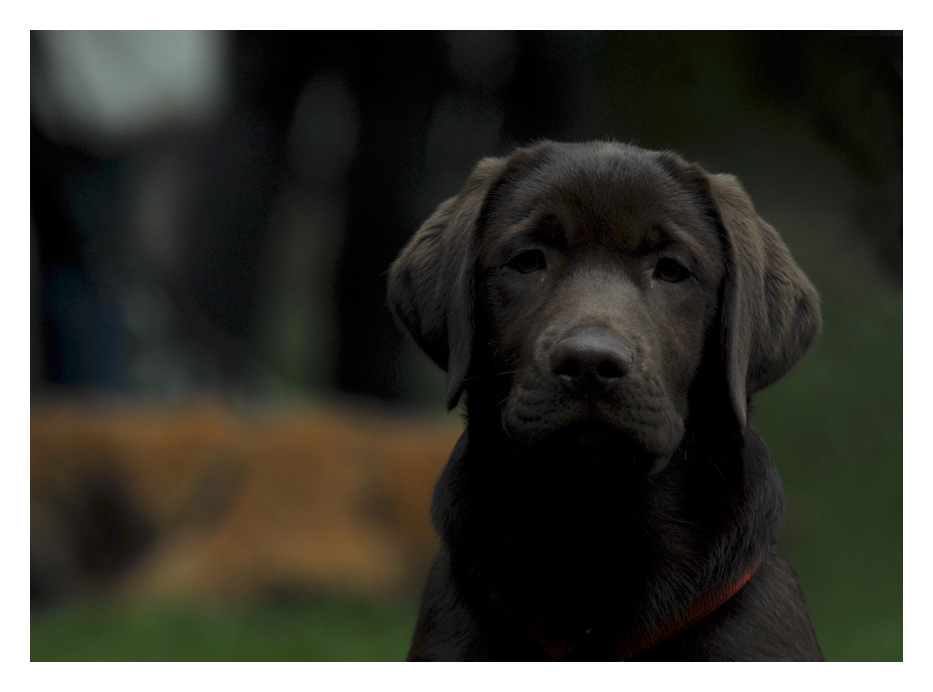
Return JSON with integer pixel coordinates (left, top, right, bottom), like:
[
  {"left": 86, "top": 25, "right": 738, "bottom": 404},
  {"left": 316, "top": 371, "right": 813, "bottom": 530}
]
[
  {"left": 597, "top": 358, "right": 628, "bottom": 379},
  {"left": 552, "top": 357, "right": 581, "bottom": 379}
]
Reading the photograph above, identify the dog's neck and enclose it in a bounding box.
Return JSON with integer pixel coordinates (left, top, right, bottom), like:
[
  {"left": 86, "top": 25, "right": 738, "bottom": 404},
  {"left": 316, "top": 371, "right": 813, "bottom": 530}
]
[{"left": 431, "top": 395, "right": 783, "bottom": 643}]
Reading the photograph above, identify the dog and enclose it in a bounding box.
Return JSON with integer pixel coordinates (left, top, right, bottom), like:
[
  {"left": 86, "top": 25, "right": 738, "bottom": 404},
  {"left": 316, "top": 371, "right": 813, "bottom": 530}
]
[{"left": 388, "top": 141, "right": 824, "bottom": 661}]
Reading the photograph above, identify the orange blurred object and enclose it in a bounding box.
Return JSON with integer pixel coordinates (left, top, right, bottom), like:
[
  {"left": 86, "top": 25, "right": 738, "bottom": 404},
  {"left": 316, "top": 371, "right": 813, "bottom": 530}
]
[{"left": 31, "top": 397, "right": 460, "bottom": 603}]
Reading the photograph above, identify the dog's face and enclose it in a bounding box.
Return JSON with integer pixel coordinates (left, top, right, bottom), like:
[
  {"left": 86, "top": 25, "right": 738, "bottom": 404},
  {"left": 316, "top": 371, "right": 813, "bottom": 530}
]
[
  {"left": 475, "top": 146, "right": 725, "bottom": 465},
  {"left": 389, "top": 141, "right": 820, "bottom": 471}
]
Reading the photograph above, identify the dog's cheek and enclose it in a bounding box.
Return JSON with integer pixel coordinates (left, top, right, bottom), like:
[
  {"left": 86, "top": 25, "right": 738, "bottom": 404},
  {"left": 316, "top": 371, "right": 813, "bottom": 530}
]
[
  {"left": 664, "top": 328, "right": 705, "bottom": 399},
  {"left": 481, "top": 275, "right": 543, "bottom": 369},
  {"left": 658, "top": 293, "right": 718, "bottom": 401},
  {"left": 470, "top": 298, "right": 528, "bottom": 415}
]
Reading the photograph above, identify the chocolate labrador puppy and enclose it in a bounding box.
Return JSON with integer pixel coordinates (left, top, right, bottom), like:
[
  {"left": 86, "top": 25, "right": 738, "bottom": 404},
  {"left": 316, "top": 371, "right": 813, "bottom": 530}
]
[{"left": 388, "top": 141, "right": 824, "bottom": 661}]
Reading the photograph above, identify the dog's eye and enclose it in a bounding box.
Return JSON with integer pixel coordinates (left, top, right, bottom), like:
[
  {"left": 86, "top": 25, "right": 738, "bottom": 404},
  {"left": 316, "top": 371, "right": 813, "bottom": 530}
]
[
  {"left": 654, "top": 258, "right": 690, "bottom": 283},
  {"left": 509, "top": 250, "right": 547, "bottom": 274}
]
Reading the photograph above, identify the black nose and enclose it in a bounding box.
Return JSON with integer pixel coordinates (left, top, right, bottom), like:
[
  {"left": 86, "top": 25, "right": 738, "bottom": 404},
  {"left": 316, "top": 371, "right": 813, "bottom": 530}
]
[{"left": 550, "top": 329, "right": 633, "bottom": 394}]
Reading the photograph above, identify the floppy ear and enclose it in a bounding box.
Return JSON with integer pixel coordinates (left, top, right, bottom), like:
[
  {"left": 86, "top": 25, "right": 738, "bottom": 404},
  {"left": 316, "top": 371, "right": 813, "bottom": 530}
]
[
  {"left": 707, "top": 173, "right": 822, "bottom": 430},
  {"left": 388, "top": 156, "right": 510, "bottom": 411}
]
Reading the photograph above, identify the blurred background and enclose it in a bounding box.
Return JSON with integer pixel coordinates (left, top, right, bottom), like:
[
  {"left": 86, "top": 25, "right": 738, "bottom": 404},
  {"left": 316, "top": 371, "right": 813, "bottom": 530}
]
[{"left": 30, "top": 30, "right": 902, "bottom": 661}]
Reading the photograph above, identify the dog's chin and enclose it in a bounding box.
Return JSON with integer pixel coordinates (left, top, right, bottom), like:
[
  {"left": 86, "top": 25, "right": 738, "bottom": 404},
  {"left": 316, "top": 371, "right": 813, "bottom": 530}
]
[{"left": 520, "top": 421, "right": 671, "bottom": 475}]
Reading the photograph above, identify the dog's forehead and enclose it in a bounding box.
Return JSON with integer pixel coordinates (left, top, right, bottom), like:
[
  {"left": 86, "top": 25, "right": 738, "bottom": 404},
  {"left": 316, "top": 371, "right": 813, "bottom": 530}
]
[{"left": 486, "top": 145, "right": 717, "bottom": 256}]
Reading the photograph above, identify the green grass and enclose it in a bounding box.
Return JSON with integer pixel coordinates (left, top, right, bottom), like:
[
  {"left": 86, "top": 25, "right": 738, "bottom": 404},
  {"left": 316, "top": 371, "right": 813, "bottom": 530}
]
[
  {"left": 31, "top": 596, "right": 420, "bottom": 662},
  {"left": 752, "top": 286, "right": 903, "bottom": 661}
]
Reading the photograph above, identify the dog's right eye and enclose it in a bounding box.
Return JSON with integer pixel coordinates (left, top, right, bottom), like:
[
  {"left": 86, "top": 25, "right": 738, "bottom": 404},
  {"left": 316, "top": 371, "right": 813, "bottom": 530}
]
[
  {"left": 654, "top": 257, "right": 691, "bottom": 283},
  {"left": 508, "top": 250, "right": 547, "bottom": 274}
]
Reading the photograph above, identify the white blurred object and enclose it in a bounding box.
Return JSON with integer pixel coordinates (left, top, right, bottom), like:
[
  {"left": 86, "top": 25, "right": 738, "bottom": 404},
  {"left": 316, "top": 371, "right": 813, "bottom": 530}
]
[{"left": 32, "top": 31, "right": 228, "bottom": 148}]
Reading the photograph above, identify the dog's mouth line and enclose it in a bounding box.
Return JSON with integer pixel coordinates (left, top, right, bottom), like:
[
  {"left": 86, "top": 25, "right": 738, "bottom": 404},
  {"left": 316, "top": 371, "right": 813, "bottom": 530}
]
[
  {"left": 506, "top": 400, "right": 679, "bottom": 454},
  {"left": 519, "top": 419, "right": 657, "bottom": 458}
]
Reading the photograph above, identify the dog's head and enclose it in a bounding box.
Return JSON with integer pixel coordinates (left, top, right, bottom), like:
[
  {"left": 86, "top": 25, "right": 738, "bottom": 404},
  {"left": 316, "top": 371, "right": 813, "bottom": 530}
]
[{"left": 389, "top": 141, "right": 820, "bottom": 468}]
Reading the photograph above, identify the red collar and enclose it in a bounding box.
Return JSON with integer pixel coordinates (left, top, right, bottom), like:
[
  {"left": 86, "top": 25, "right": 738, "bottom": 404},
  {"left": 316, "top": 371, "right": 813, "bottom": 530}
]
[{"left": 524, "top": 558, "right": 762, "bottom": 661}]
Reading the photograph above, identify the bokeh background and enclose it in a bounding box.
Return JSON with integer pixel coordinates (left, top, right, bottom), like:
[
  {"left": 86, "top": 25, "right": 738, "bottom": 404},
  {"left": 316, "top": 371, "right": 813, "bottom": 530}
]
[{"left": 30, "top": 30, "right": 902, "bottom": 661}]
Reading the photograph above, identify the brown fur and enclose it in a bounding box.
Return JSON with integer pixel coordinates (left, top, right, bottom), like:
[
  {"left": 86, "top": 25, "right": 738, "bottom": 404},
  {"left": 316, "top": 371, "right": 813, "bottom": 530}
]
[{"left": 388, "top": 141, "right": 823, "bottom": 661}]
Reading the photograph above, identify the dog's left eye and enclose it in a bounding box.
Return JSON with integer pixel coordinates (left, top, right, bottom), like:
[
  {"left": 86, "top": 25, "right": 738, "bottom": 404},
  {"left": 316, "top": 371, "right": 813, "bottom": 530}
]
[
  {"left": 509, "top": 250, "right": 547, "bottom": 274},
  {"left": 654, "top": 258, "right": 690, "bottom": 283}
]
